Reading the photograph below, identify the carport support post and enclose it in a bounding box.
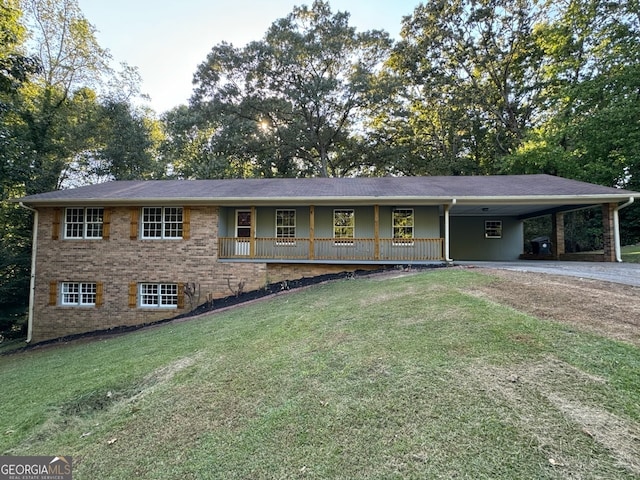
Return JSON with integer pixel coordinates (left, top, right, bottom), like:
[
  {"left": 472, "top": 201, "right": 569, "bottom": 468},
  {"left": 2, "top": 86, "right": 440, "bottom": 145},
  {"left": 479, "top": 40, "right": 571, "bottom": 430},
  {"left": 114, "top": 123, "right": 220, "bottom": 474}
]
[
  {"left": 552, "top": 212, "right": 565, "bottom": 259},
  {"left": 602, "top": 203, "right": 616, "bottom": 262}
]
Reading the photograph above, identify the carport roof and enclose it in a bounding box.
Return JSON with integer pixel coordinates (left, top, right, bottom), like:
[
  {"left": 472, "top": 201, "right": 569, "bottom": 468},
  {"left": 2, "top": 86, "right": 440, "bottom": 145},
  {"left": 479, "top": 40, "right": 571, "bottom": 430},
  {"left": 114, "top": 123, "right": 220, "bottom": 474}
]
[{"left": 16, "top": 174, "right": 639, "bottom": 218}]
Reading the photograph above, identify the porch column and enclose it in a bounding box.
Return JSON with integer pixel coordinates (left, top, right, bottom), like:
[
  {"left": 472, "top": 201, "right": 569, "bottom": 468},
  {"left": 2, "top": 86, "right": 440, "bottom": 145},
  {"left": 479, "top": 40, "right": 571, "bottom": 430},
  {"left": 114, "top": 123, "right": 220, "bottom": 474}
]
[
  {"left": 602, "top": 203, "right": 616, "bottom": 262},
  {"left": 250, "top": 206, "right": 256, "bottom": 258},
  {"left": 444, "top": 201, "right": 455, "bottom": 262},
  {"left": 309, "top": 205, "right": 315, "bottom": 260},
  {"left": 552, "top": 212, "right": 565, "bottom": 259},
  {"left": 374, "top": 205, "right": 380, "bottom": 260}
]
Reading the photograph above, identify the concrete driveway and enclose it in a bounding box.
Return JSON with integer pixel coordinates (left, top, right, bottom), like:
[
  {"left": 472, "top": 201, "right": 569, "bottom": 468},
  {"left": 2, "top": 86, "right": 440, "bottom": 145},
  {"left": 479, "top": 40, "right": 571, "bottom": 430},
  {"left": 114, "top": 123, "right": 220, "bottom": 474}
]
[{"left": 454, "top": 261, "right": 640, "bottom": 287}]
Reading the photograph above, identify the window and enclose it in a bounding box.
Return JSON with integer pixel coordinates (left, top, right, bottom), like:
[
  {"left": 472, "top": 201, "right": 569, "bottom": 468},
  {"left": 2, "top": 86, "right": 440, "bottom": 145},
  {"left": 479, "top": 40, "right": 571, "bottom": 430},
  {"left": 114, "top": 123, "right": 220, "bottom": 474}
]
[
  {"left": 276, "top": 209, "right": 296, "bottom": 243},
  {"left": 64, "top": 207, "right": 103, "bottom": 239},
  {"left": 334, "top": 209, "right": 355, "bottom": 244},
  {"left": 485, "top": 220, "right": 503, "bottom": 239},
  {"left": 61, "top": 282, "right": 97, "bottom": 306},
  {"left": 140, "top": 283, "right": 178, "bottom": 308},
  {"left": 393, "top": 209, "right": 414, "bottom": 244},
  {"left": 141, "top": 207, "right": 183, "bottom": 239}
]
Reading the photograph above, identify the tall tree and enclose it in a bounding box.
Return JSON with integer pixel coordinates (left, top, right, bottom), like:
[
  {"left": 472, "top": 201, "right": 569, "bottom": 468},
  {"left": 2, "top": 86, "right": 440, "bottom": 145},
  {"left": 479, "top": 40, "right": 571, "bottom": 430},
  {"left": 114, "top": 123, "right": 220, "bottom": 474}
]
[
  {"left": 0, "top": 0, "right": 40, "bottom": 338},
  {"left": 388, "top": 0, "right": 543, "bottom": 174},
  {"left": 506, "top": 0, "right": 640, "bottom": 188},
  {"left": 182, "top": 0, "right": 394, "bottom": 178}
]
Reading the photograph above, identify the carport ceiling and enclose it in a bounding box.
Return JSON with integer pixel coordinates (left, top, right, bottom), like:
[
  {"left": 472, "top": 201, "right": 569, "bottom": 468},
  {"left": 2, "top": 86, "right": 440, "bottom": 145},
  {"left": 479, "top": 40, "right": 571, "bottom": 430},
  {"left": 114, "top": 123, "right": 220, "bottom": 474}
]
[{"left": 448, "top": 202, "right": 594, "bottom": 219}]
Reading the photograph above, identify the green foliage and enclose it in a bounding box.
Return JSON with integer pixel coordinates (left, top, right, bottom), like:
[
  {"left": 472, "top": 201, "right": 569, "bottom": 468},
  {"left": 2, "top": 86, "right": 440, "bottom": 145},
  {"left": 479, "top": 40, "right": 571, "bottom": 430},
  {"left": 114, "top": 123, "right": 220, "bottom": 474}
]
[
  {"left": 386, "top": 0, "right": 543, "bottom": 175},
  {"left": 505, "top": 0, "right": 640, "bottom": 188},
  {"left": 178, "top": 0, "right": 394, "bottom": 178}
]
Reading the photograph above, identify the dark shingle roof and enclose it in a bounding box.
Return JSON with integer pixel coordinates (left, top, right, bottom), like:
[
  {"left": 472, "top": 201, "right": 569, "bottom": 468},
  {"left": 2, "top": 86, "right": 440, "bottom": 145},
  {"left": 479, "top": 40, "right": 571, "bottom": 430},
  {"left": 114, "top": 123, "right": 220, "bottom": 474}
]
[{"left": 16, "top": 175, "right": 639, "bottom": 206}]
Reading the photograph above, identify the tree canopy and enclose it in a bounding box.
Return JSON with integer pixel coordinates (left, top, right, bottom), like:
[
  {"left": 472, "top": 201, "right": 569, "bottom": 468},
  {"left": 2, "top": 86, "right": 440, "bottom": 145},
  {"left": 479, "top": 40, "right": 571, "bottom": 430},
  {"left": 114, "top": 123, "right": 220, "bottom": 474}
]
[{"left": 177, "top": 0, "right": 394, "bottom": 178}]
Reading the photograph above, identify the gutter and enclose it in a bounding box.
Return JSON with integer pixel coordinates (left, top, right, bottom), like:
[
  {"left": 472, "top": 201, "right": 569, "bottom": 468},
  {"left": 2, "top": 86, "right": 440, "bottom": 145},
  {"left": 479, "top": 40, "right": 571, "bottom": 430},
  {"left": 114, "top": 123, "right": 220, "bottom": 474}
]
[
  {"left": 614, "top": 197, "right": 635, "bottom": 262},
  {"left": 444, "top": 199, "right": 456, "bottom": 262},
  {"left": 16, "top": 193, "right": 638, "bottom": 208},
  {"left": 18, "top": 203, "right": 38, "bottom": 343}
]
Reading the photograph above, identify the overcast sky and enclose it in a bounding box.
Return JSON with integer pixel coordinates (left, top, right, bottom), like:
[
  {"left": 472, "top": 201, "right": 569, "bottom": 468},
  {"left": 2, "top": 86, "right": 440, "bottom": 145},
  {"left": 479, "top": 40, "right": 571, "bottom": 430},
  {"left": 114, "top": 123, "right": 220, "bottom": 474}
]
[{"left": 76, "top": 0, "right": 421, "bottom": 114}]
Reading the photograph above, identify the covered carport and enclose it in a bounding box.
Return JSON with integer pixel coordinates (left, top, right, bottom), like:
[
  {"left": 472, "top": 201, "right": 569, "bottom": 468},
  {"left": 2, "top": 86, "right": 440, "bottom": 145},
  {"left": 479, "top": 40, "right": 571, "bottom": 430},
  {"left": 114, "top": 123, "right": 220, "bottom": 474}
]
[{"left": 442, "top": 177, "right": 637, "bottom": 262}]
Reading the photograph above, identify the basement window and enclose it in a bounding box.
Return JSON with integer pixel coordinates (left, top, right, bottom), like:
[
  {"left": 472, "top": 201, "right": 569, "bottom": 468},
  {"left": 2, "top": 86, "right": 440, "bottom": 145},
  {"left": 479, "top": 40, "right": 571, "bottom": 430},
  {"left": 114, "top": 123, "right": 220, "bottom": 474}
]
[
  {"left": 61, "top": 282, "right": 97, "bottom": 306},
  {"left": 140, "top": 283, "right": 178, "bottom": 308},
  {"left": 485, "top": 220, "right": 503, "bottom": 239}
]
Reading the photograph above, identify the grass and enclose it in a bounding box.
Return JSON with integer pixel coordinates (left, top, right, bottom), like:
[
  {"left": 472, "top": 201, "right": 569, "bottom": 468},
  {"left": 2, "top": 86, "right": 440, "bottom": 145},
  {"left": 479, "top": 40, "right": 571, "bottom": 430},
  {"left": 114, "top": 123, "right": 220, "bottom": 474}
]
[
  {"left": 1, "top": 269, "right": 639, "bottom": 479},
  {"left": 622, "top": 244, "right": 640, "bottom": 263}
]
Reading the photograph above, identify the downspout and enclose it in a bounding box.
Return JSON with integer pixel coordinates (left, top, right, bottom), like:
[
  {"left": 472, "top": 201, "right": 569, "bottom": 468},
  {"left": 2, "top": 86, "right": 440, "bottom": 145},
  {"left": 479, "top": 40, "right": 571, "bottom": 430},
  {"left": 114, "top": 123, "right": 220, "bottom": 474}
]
[
  {"left": 614, "top": 197, "right": 635, "bottom": 262},
  {"left": 19, "top": 202, "right": 38, "bottom": 343},
  {"left": 444, "top": 199, "right": 456, "bottom": 263}
]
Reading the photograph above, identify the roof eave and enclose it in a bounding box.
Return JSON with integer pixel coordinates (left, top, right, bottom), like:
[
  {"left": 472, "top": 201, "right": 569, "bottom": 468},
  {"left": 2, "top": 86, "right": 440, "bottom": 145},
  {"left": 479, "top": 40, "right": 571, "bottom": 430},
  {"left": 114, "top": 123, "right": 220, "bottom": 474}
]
[{"left": 15, "top": 193, "right": 638, "bottom": 208}]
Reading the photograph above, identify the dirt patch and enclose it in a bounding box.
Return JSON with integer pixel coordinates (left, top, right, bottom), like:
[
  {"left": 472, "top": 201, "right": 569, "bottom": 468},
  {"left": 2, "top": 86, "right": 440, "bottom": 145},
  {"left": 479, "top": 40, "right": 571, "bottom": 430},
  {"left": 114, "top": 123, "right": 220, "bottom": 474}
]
[{"left": 468, "top": 268, "right": 640, "bottom": 346}]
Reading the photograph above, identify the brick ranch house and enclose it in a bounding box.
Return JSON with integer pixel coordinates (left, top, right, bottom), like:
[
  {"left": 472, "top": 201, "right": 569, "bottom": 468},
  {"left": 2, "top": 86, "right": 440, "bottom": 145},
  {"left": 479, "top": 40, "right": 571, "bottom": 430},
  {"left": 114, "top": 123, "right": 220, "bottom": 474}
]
[{"left": 16, "top": 174, "right": 639, "bottom": 343}]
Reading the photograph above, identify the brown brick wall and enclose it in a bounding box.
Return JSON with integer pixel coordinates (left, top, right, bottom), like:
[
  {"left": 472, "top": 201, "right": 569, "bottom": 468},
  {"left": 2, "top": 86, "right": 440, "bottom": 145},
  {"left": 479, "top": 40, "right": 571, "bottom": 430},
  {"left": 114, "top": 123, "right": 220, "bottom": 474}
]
[
  {"left": 552, "top": 212, "right": 565, "bottom": 259},
  {"left": 266, "top": 263, "right": 382, "bottom": 284},
  {"left": 602, "top": 203, "right": 616, "bottom": 262},
  {"left": 32, "top": 207, "right": 428, "bottom": 342},
  {"left": 33, "top": 206, "right": 268, "bottom": 342}
]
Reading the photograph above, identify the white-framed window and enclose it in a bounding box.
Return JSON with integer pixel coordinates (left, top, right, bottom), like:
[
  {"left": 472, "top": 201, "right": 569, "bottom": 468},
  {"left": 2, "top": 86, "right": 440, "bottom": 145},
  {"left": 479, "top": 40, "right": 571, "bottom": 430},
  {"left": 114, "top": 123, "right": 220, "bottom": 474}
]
[
  {"left": 61, "top": 282, "right": 97, "bottom": 306},
  {"left": 141, "top": 207, "right": 183, "bottom": 239},
  {"left": 64, "top": 207, "right": 103, "bottom": 239},
  {"left": 139, "top": 283, "right": 178, "bottom": 308},
  {"left": 276, "top": 209, "right": 296, "bottom": 244},
  {"left": 485, "top": 220, "right": 503, "bottom": 239},
  {"left": 393, "top": 208, "right": 414, "bottom": 245},
  {"left": 334, "top": 209, "right": 355, "bottom": 245}
]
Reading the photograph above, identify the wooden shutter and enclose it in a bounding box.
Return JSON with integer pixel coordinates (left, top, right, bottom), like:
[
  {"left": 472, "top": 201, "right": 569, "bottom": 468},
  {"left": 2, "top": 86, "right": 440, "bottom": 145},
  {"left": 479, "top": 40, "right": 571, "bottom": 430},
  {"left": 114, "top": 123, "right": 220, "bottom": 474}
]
[
  {"left": 102, "top": 208, "right": 111, "bottom": 240},
  {"left": 96, "top": 282, "right": 104, "bottom": 307},
  {"left": 49, "top": 281, "right": 58, "bottom": 306},
  {"left": 130, "top": 208, "right": 139, "bottom": 240},
  {"left": 52, "top": 208, "right": 61, "bottom": 240},
  {"left": 128, "top": 283, "right": 137, "bottom": 308},
  {"left": 182, "top": 207, "right": 191, "bottom": 240},
  {"left": 177, "top": 283, "right": 185, "bottom": 309}
]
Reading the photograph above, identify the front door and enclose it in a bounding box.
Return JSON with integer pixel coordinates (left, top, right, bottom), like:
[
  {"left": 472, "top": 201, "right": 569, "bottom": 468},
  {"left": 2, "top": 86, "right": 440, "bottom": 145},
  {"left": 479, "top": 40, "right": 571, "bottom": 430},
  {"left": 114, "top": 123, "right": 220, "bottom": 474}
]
[{"left": 235, "top": 209, "right": 252, "bottom": 256}]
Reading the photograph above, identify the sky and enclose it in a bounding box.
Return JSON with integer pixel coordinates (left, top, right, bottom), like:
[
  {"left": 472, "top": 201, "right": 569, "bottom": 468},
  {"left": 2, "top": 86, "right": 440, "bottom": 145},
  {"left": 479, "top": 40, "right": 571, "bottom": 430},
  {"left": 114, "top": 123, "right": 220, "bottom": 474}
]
[{"left": 76, "top": 0, "right": 421, "bottom": 114}]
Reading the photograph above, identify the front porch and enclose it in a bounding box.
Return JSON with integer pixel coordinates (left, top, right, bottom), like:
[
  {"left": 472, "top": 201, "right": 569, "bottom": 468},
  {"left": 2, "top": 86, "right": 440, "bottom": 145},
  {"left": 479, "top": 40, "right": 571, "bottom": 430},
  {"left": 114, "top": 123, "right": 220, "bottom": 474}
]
[{"left": 218, "top": 237, "right": 445, "bottom": 263}]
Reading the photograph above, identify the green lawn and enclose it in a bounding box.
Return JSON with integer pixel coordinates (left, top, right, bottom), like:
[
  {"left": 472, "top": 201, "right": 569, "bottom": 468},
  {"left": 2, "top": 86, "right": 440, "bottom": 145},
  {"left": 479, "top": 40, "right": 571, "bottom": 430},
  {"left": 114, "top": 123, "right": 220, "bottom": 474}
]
[
  {"left": 1, "top": 269, "right": 639, "bottom": 479},
  {"left": 622, "top": 244, "right": 640, "bottom": 263}
]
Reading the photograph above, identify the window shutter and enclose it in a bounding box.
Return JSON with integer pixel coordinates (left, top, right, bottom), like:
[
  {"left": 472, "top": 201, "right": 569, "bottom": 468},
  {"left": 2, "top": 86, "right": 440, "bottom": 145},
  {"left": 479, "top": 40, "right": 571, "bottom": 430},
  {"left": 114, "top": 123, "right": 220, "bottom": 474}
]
[
  {"left": 177, "top": 283, "right": 185, "bottom": 309},
  {"left": 182, "top": 207, "right": 191, "bottom": 240},
  {"left": 128, "top": 282, "right": 137, "bottom": 308},
  {"left": 102, "top": 208, "right": 111, "bottom": 240},
  {"left": 96, "top": 282, "right": 104, "bottom": 307},
  {"left": 130, "top": 208, "right": 139, "bottom": 240},
  {"left": 49, "top": 281, "right": 58, "bottom": 306},
  {"left": 52, "top": 208, "right": 61, "bottom": 240}
]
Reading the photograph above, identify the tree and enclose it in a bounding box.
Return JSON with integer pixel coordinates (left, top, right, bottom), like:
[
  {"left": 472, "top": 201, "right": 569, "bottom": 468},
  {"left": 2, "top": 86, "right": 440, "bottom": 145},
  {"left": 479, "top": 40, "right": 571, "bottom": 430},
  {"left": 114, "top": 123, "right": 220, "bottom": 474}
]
[
  {"left": 65, "top": 99, "right": 165, "bottom": 185},
  {"left": 388, "top": 0, "right": 543, "bottom": 174},
  {"left": 1, "top": 0, "right": 158, "bottom": 338},
  {"left": 506, "top": 0, "right": 640, "bottom": 187},
  {"left": 181, "top": 0, "right": 394, "bottom": 178},
  {"left": 0, "top": 0, "right": 40, "bottom": 339}
]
